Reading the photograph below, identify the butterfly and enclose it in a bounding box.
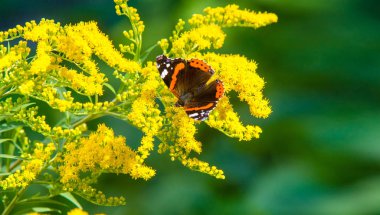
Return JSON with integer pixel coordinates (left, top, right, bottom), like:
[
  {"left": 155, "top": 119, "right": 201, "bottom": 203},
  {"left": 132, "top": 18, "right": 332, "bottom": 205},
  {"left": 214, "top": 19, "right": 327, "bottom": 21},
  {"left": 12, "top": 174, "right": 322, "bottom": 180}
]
[{"left": 156, "top": 55, "right": 224, "bottom": 121}]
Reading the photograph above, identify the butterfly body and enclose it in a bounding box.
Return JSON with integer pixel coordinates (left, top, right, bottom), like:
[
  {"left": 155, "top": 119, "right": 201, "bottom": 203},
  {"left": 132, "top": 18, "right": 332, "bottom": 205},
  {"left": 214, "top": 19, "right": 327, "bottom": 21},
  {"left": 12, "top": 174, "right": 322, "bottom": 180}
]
[{"left": 156, "top": 55, "right": 224, "bottom": 121}]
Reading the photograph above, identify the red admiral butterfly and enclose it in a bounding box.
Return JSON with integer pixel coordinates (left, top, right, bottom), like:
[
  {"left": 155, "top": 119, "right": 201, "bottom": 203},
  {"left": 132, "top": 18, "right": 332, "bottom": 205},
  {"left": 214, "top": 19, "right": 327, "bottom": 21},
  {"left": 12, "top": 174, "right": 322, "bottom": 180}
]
[{"left": 156, "top": 55, "right": 224, "bottom": 121}]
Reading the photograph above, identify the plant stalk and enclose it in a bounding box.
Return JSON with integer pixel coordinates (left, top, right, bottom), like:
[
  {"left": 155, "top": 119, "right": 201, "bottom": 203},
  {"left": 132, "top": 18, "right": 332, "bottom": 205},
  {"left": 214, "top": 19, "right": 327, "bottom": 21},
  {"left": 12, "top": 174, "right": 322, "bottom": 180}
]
[{"left": 2, "top": 186, "right": 27, "bottom": 215}]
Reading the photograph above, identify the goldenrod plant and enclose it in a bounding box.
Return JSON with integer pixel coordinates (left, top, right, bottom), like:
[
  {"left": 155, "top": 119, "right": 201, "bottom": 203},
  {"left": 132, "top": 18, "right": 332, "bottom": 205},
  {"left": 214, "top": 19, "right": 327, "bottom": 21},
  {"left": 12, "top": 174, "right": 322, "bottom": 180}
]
[{"left": 0, "top": 0, "right": 277, "bottom": 214}]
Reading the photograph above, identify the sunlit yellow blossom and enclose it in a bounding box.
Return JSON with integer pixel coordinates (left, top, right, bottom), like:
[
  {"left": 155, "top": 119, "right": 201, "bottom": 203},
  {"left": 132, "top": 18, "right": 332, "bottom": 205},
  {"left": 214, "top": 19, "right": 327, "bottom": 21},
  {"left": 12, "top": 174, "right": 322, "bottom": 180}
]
[
  {"left": 69, "top": 183, "right": 126, "bottom": 206},
  {"left": 128, "top": 63, "right": 163, "bottom": 161},
  {"left": 58, "top": 66, "right": 104, "bottom": 96},
  {"left": 30, "top": 40, "right": 51, "bottom": 74},
  {"left": 0, "top": 143, "right": 55, "bottom": 189},
  {"left": 18, "top": 80, "right": 35, "bottom": 95},
  {"left": 23, "top": 19, "right": 61, "bottom": 41},
  {"left": 158, "top": 38, "right": 169, "bottom": 53},
  {"left": 0, "top": 1, "right": 276, "bottom": 212},
  {"left": 0, "top": 41, "right": 29, "bottom": 71},
  {"left": 166, "top": 107, "right": 202, "bottom": 154},
  {"left": 199, "top": 53, "right": 272, "bottom": 118},
  {"left": 67, "top": 208, "right": 89, "bottom": 215},
  {"left": 171, "top": 24, "right": 225, "bottom": 57},
  {"left": 67, "top": 22, "right": 140, "bottom": 73},
  {"left": 189, "top": 4, "right": 278, "bottom": 28},
  {"left": 58, "top": 124, "right": 155, "bottom": 184},
  {"left": 181, "top": 157, "right": 225, "bottom": 179},
  {"left": 207, "top": 97, "right": 262, "bottom": 141}
]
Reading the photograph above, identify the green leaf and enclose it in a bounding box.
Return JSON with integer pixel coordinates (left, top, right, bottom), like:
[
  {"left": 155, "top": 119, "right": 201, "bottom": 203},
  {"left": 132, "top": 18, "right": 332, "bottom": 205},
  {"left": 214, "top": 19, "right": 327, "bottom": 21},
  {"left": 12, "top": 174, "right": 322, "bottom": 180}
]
[
  {"left": 0, "top": 138, "right": 13, "bottom": 144},
  {"left": 13, "top": 199, "right": 70, "bottom": 215},
  {"left": 0, "top": 154, "right": 25, "bottom": 160},
  {"left": 140, "top": 43, "right": 158, "bottom": 63},
  {"left": 0, "top": 139, "right": 22, "bottom": 151},
  {"left": 32, "top": 207, "right": 61, "bottom": 213},
  {"left": 0, "top": 172, "right": 11, "bottom": 176},
  {"left": 59, "top": 192, "right": 83, "bottom": 209},
  {"left": 0, "top": 122, "right": 23, "bottom": 133},
  {"left": 11, "top": 102, "right": 35, "bottom": 112},
  {"left": 104, "top": 83, "right": 116, "bottom": 95},
  {"left": 55, "top": 87, "right": 67, "bottom": 99}
]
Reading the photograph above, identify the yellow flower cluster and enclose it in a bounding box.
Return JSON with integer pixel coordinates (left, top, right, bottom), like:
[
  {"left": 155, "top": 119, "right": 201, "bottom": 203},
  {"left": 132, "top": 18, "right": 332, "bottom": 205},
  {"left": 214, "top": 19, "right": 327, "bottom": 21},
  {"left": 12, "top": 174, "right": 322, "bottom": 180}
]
[
  {"left": 164, "top": 107, "right": 202, "bottom": 154},
  {"left": 127, "top": 63, "right": 163, "bottom": 162},
  {"left": 65, "top": 183, "right": 126, "bottom": 206},
  {"left": 182, "top": 157, "right": 225, "bottom": 179},
  {"left": 162, "top": 4, "right": 277, "bottom": 59},
  {"left": 153, "top": 4, "right": 276, "bottom": 176},
  {"left": 0, "top": 143, "right": 55, "bottom": 189},
  {"left": 115, "top": 0, "right": 145, "bottom": 62},
  {"left": 158, "top": 38, "right": 169, "bottom": 54},
  {"left": 1, "top": 2, "right": 277, "bottom": 212},
  {"left": 156, "top": 88, "right": 225, "bottom": 178},
  {"left": 13, "top": 106, "right": 52, "bottom": 134},
  {"left": 67, "top": 208, "right": 89, "bottom": 215},
  {"left": 0, "top": 24, "right": 24, "bottom": 42},
  {"left": 115, "top": 0, "right": 144, "bottom": 34},
  {"left": 23, "top": 19, "right": 61, "bottom": 42},
  {"left": 189, "top": 4, "right": 278, "bottom": 28},
  {"left": 200, "top": 53, "right": 272, "bottom": 118},
  {"left": 207, "top": 98, "right": 262, "bottom": 141},
  {"left": 1, "top": 19, "right": 141, "bottom": 118},
  {"left": 171, "top": 24, "right": 225, "bottom": 57},
  {"left": 29, "top": 40, "right": 51, "bottom": 75},
  {"left": 0, "top": 41, "right": 29, "bottom": 72},
  {"left": 67, "top": 208, "right": 105, "bottom": 215},
  {"left": 63, "top": 21, "right": 140, "bottom": 73},
  {"left": 174, "top": 52, "right": 270, "bottom": 140},
  {"left": 58, "top": 124, "right": 155, "bottom": 185}
]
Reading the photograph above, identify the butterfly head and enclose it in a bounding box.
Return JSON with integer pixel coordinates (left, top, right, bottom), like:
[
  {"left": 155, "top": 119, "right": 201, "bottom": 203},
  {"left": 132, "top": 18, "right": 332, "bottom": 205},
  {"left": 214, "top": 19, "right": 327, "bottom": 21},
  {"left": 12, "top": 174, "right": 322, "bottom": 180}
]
[{"left": 156, "top": 55, "right": 169, "bottom": 65}]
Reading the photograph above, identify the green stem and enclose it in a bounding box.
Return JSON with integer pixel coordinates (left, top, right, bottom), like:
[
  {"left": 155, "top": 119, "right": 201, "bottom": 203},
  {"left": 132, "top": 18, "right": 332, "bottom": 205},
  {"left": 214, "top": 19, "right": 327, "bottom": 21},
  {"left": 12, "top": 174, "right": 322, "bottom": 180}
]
[
  {"left": 72, "top": 112, "right": 106, "bottom": 128},
  {"left": 2, "top": 186, "right": 27, "bottom": 215},
  {"left": 123, "top": 7, "right": 142, "bottom": 62},
  {"left": 2, "top": 36, "right": 22, "bottom": 42}
]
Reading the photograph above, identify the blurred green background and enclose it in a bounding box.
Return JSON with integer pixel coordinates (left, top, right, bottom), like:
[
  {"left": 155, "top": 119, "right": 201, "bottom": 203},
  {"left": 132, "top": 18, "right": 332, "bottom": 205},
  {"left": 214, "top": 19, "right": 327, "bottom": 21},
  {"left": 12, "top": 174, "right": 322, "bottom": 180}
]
[{"left": 1, "top": 0, "right": 380, "bottom": 214}]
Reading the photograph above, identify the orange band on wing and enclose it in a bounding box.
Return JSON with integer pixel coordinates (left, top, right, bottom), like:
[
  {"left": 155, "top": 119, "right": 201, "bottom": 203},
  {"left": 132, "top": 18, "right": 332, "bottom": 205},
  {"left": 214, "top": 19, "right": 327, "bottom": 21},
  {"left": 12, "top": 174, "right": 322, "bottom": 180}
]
[
  {"left": 169, "top": 63, "right": 185, "bottom": 90},
  {"left": 189, "top": 59, "right": 210, "bottom": 72},
  {"left": 215, "top": 82, "right": 224, "bottom": 98},
  {"left": 185, "top": 103, "right": 214, "bottom": 111}
]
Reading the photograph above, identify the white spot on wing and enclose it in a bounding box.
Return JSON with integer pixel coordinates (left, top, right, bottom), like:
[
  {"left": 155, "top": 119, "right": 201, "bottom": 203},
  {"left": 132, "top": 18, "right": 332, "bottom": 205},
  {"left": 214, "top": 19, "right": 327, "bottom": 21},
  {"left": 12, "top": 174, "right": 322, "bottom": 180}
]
[
  {"left": 161, "top": 69, "right": 169, "bottom": 78},
  {"left": 189, "top": 113, "right": 199, "bottom": 118},
  {"left": 166, "top": 63, "right": 170, "bottom": 68}
]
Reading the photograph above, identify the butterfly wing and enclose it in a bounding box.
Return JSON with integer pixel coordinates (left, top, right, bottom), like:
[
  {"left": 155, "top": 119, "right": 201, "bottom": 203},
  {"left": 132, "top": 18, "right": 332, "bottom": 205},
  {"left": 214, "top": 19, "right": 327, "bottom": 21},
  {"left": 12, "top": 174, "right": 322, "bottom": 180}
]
[
  {"left": 156, "top": 55, "right": 186, "bottom": 98},
  {"left": 156, "top": 56, "right": 214, "bottom": 99},
  {"left": 157, "top": 55, "right": 224, "bottom": 121},
  {"left": 182, "top": 59, "right": 214, "bottom": 93},
  {"left": 184, "top": 79, "right": 224, "bottom": 121}
]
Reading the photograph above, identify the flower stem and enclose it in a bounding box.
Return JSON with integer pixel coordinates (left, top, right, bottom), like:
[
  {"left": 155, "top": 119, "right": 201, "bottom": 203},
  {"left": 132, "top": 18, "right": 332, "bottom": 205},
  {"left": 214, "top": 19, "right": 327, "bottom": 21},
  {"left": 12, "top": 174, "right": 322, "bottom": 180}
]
[{"left": 2, "top": 186, "right": 27, "bottom": 215}]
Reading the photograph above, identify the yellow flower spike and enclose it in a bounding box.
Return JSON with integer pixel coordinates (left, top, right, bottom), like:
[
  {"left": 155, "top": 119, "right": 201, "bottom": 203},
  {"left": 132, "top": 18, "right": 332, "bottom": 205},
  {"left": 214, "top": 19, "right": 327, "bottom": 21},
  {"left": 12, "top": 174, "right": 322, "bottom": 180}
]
[
  {"left": 23, "top": 19, "right": 61, "bottom": 41},
  {"left": 189, "top": 4, "right": 278, "bottom": 29},
  {"left": 0, "top": 41, "right": 29, "bottom": 71},
  {"left": 57, "top": 124, "right": 154, "bottom": 185},
  {"left": 158, "top": 38, "right": 169, "bottom": 53},
  {"left": 18, "top": 80, "right": 35, "bottom": 95},
  {"left": 200, "top": 53, "right": 272, "bottom": 119},
  {"left": 169, "top": 107, "right": 202, "bottom": 154},
  {"left": 207, "top": 97, "right": 263, "bottom": 141},
  {"left": 0, "top": 143, "right": 55, "bottom": 189},
  {"left": 0, "top": 2, "right": 276, "bottom": 211},
  {"left": 67, "top": 208, "right": 89, "bottom": 215},
  {"left": 171, "top": 24, "right": 225, "bottom": 57},
  {"left": 29, "top": 41, "right": 51, "bottom": 75}
]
